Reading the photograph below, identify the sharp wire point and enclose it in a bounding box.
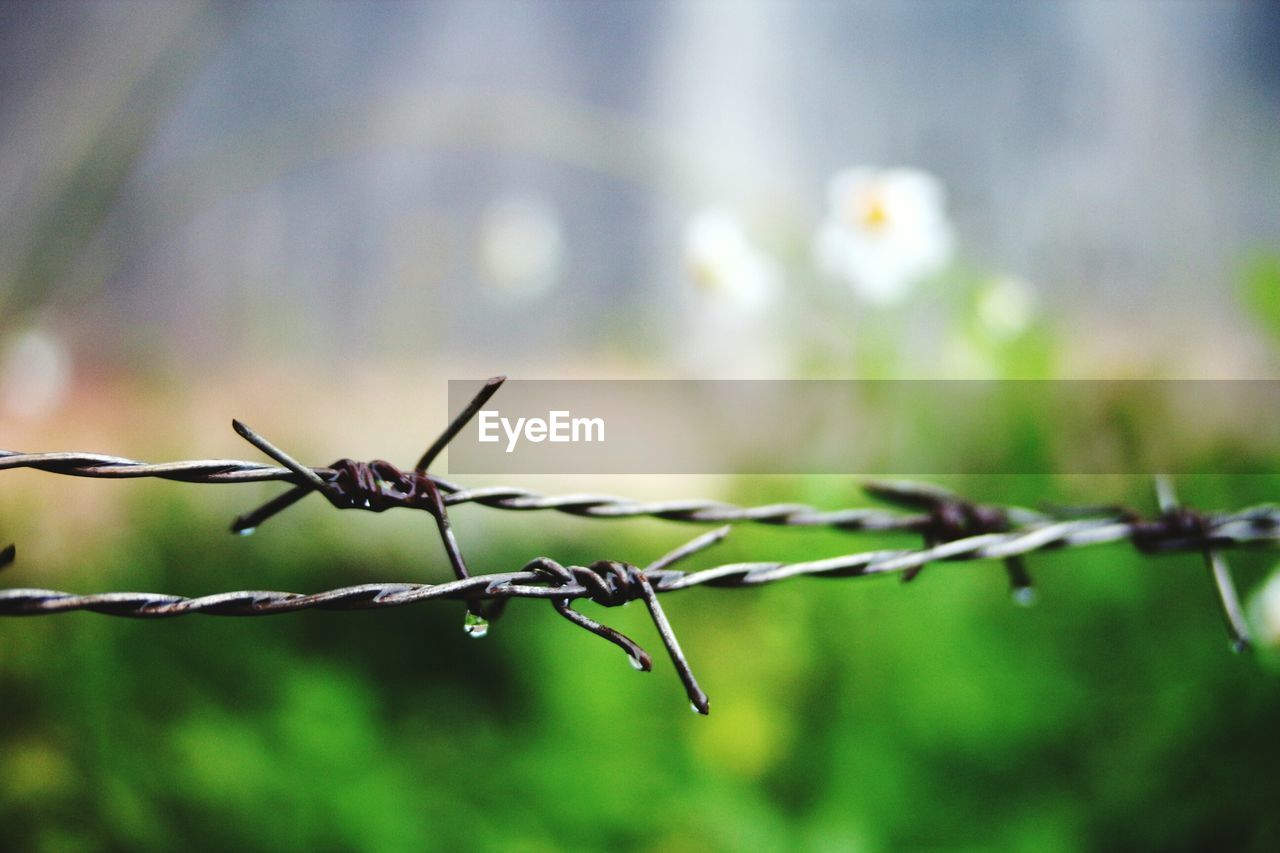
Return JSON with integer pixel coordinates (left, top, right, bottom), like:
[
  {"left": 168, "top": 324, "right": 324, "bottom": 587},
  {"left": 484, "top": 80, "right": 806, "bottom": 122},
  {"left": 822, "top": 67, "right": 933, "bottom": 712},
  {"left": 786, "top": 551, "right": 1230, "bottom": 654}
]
[
  {"left": 421, "top": 476, "right": 471, "bottom": 585},
  {"left": 1004, "top": 556, "right": 1034, "bottom": 602},
  {"left": 1204, "top": 549, "right": 1252, "bottom": 653},
  {"left": 230, "top": 486, "right": 312, "bottom": 533},
  {"left": 645, "top": 525, "right": 731, "bottom": 574},
  {"left": 551, "top": 597, "right": 652, "bottom": 670},
  {"left": 634, "top": 571, "right": 709, "bottom": 715},
  {"left": 1154, "top": 475, "right": 1178, "bottom": 515},
  {"left": 232, "top": 420, "right": 331, "bottom": 495},
  {"left": 415, "top": 376, "right": 507, "bottom": 473}
]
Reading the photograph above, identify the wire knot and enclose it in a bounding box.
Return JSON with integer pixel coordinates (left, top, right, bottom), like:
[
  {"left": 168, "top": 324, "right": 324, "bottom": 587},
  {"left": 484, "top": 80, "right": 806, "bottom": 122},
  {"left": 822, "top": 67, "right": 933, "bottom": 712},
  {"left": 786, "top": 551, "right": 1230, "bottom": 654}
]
[
  {"left": 325, "top": 459, "right": 437, "bottom": 513},
  {"left": 863, "top": 481, "right": 1023, "bottom": 589},
  {"left": 571, "top": 560, "right": 648, "bottom": 607},
  {"left": 1131, "top": 505, "right": 1218, "bottom": 554},
  {"left": 915, "top": 497, "right": 1021, "bottom": 588},
  {"left": 520, "top": 533, "right": 723, "bottom": 715},
  {"left": 923, "top": 499, "right": 1010, "bottom": 544},
  {"left": 862, "top": 480, "right": 1011, "bottom": 546},
  {"left": 527, "top": 558, "right": 645, "bottom": 606}
]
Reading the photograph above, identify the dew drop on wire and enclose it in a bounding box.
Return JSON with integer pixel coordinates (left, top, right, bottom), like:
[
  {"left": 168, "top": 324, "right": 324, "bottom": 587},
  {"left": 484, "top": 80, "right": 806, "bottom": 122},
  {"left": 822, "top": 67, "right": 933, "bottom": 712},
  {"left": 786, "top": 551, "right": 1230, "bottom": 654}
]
[
  {"left": 463, "top": 611, "right": 490, "bottom": 638},
  {"left": 236, "top": 527, "right": 256, "bottom": 537},
  {"left": 1011, "top": 586, "right": 1037, "bottom": 607},
  {"left": 628, "top": 654, "right": 645, "bottom": 671}
]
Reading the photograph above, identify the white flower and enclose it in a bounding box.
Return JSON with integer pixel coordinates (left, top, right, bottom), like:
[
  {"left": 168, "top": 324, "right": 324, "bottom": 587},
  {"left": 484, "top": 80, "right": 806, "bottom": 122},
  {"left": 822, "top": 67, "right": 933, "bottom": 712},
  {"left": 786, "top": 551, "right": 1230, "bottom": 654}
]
[
  {"left": 679, "top": 208, "right": 787, "bottom": 376},
  {"left": 0, "top": 327, "right": 72, "bottom": 420},
  {"left": 976, "top": 276, "right": 1037, "bottom": 340},
  {"left": 684, "top": 207, "right": 779, "bottom": 313},
  {"left": 477, "top": 194, "right": 565, "bottom": 302},
  {"left": 815, "top": 166, "right": 955, "bottom": 304}
]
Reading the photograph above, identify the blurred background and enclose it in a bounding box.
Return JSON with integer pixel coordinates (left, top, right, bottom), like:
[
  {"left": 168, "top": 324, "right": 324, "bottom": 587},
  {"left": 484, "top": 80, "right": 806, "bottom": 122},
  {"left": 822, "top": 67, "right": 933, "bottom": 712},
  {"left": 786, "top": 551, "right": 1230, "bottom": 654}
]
[{"left": 3, "top": 1, "right": 1280, "bottom": 849}]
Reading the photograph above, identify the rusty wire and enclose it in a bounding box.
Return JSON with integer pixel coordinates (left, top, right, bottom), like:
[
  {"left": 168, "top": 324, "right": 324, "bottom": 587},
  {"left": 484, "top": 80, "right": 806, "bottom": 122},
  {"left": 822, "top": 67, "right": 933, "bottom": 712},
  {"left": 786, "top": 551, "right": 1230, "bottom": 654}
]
[
  {"left": 0, "top": 377, "right": 1271, "bottom": 713},
  {"left": 0, "top": 447, "right": 930, "bottom": 531}
]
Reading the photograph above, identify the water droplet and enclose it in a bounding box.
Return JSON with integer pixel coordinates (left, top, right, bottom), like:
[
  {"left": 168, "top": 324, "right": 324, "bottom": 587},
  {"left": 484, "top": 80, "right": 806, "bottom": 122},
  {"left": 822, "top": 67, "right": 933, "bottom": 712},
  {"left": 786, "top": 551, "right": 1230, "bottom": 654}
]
[
  {"left": 690, "top": 702, "right": 705, "bottom": 714},
  {"left": 1230, "top": 638, "right": 1248, "bottom": 655},
  {"left": 1011, "top": 586, "right": 1037, "bottom": 607},
  {"left": 463, "top": 611, "right": 489, "bottom": 638},
  {"left": 236, "top": 527, "right": 256, "bottom": 537},
  {"left": 628, "top": 655, "right": 645, "bottom": 671}
]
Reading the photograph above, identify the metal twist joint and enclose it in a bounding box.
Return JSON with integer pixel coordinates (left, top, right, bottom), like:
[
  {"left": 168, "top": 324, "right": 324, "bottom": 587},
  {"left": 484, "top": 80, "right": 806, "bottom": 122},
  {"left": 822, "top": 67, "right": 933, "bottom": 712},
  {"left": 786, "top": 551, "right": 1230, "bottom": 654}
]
[
  {"left": 1131, "top": 505, "right": 1219, "bottom": 554},
  {"left": 513, "top": 532, "right": 726, "bottom": 714},
  {"left": 326, "top": 459, "right": 439, "bottom": 513},
  {"left": 864, "top": 480, "right": 1030, "bottom": 594}
]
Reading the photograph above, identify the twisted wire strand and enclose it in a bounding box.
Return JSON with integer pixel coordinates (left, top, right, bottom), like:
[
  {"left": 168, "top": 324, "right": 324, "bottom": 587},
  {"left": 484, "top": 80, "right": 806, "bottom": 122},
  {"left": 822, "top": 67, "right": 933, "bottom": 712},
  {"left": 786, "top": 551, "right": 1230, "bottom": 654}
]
[
  {"left": 0, "top": 448, "right": 938, "bottom": 531},
  {"left": 0, "top": 378, "right": 1046, "bottom": 532},
  {"left": 3, "top": 464, "right": 1273, "bottom": 710},
  {"left": 4, "top": 505, "right": 1277, "bottom": 617}
]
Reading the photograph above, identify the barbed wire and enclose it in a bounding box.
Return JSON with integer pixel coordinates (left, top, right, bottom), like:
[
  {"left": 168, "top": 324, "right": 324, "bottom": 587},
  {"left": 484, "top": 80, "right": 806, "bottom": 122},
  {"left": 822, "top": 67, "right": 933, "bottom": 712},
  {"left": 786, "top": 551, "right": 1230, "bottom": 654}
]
[
  {"left": 0, "top": 377, "right": 1270, "bottom": 713},
  {"left": 0, "top": 447, "right": 935, "bottom": 531},
  {"left": 0, "top": 379, "right": 1042, "bottom": 534},
  {"left": 1, "top": 497, "right": 1275, "bottom": 712}
]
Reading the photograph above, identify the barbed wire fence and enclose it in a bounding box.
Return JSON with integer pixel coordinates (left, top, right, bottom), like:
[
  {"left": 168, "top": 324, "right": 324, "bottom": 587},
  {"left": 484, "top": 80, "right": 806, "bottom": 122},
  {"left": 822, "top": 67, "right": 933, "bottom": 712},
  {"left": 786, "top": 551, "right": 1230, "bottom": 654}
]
[{"left": 0, "top": 377, "right": 1270, "bottom": 713}]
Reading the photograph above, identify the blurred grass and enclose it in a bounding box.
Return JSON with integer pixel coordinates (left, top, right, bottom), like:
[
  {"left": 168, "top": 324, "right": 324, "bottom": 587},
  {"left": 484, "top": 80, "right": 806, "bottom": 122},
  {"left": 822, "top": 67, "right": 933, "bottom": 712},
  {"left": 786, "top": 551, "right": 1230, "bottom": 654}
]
[{"left": 3, "top": 462, "right": 1280, "bottom": 851}]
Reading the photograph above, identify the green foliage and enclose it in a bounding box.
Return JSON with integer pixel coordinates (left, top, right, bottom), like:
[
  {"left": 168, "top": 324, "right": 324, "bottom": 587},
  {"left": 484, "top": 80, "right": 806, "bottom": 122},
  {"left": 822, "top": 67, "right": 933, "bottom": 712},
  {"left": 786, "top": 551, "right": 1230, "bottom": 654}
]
[
  {"left": 1238, "top": 252, "right": 1280, "bottom": 351},
  {"left": 3, "top": 467, "right": 1280, "bottom": 850}
]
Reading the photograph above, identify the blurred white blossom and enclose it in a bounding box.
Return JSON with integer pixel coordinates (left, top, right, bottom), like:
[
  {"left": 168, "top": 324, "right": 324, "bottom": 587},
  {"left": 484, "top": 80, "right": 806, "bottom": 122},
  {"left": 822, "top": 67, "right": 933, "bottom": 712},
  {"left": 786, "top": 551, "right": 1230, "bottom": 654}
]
[
  {"left": 815, "top": 166, "right": 955, "bottom": 304},
  {"left": 976, "top": 276, "right": 1037, "bottom": 339},
  {"left": 684, "top": 207, "right": 779, "bottom": 313},
  {"left": 477, "top": 194, "right": 566, "bottom": 302},
  {"left": 680, "top": 208, "right": 786, "bottom": 377},
  {"left": 0, "top": 327, "right": 72, "bottom": 420}
]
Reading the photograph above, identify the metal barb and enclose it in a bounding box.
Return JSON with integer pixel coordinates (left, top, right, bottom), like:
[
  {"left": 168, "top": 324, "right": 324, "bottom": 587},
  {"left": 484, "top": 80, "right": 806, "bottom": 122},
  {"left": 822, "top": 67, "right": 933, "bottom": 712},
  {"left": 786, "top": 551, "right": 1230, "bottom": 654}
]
[
  {"left": 1146, "top": 477, "right": 1253, "bottom": 653},
  {"left": 877, "top": 481, "right": 1019, "bottom": 594},
  {"left": 634, "top": 569, "right": 709, "bottom": 714},
  {"left": 644, "top": 525, "right": 731, "bottom": 573},
  {"left": 229, "top": 378, "right": 506, "bottom": 534},
  {"left": 514, "top": 529, "right": 723, "bottom": 710},
  {"left": 526, "top": 557, "right": 654, "bottom": 671},
  {"left": 234, "top": 411, "right": 489, "bottom": 621},
  {"left": 419, "top": 475, "right": 467, "bottom": 577},
  {"left": 1205, "top": 549, "right": 1252, "bottom": 653},
  {"left": 1004, "top": 556, "right": 1035, "bottom": 602},
  {"left": 415, "top": 376, "right": 506, "bottom": 473},
  {"left": 232, "top": 420, "right": 334, "bottom": 496}
]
